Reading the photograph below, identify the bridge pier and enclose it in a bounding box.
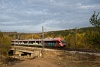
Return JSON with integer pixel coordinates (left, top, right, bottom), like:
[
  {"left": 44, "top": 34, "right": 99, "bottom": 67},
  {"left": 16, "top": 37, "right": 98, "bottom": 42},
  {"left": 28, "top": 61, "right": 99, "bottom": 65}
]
[
  {"left": 31, "top": 50, "right": 42, "bottom": 58},
  {"left": 14, "top": 51, "right": 23, "bottom": 57}
]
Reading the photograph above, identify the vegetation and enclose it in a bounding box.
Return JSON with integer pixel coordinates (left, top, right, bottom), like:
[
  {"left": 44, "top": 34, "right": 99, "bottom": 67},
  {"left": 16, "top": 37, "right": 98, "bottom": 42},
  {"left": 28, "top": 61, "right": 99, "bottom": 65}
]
[
  {"left": 0, "top": 32, "right": 11, "bottom": 63},
  {"left": 2, "top": 26, "right": 99, "bottom": 49},
  {"left": 90, "top": 11, "right": 100, "bottom": 28},
  {"left": 89, "top": 11, "right": 100, "bottom": 48},
  {"left": 1, "top": 26, "right": 100, "bottom": 50},
  {"left": 45, "top": 27, "right": 98, "bottom": 49}
]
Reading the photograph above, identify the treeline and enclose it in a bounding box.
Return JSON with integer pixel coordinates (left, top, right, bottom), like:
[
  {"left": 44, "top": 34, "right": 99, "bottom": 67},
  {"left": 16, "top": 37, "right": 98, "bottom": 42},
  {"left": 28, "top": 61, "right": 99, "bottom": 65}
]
[
  {"left": 3, "top": 26, "right": 100, "bottom": 49},
  {"left": 45, "top": 27, "right": 100, "bottom": 49}
]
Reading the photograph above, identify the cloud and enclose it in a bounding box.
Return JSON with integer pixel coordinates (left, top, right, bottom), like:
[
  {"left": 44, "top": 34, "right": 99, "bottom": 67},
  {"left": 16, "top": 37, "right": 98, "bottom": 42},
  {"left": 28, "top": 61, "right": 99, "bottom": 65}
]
[
  {"left": 77, "top": 3, "right": 100, "bottom": 10},
  {"left": 0, "top": 0, "right": 100, "bottom": 32}
]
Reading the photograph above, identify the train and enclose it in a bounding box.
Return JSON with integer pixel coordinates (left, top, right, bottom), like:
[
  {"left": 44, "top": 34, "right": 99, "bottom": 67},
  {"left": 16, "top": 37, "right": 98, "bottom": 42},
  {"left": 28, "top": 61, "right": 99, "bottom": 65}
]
[{"left": 11, "top": 38, "right": 67, "bottom": 47}]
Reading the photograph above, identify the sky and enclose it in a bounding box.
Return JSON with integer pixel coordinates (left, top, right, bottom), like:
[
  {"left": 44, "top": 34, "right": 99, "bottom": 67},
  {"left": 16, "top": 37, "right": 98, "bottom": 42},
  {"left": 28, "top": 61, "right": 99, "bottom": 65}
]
[{"left": 0, "top": 0, "right": 100, "bottom": 33}]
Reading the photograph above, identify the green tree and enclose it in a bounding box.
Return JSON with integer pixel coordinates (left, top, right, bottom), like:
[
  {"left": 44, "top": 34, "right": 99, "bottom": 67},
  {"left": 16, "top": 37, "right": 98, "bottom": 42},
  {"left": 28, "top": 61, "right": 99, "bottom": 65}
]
[
  {"left": 89, "top": 11, "right": 100, "bottom": 49},
  {"left": 89, "top": 11, "right": 100, "bottom": 28}
]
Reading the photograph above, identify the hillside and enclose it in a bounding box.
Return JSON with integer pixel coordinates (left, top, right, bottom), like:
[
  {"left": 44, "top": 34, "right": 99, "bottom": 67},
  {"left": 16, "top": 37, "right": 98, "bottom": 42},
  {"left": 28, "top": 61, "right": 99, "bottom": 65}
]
[
  {"left": 1, "top": 26, "right": 100, "bottom": 49},
  {"left": 2, "top": 26, "right": 95, "bottom": 39},
  {"left": 45, "top": 26, "right": 96, "bottom": 37}
]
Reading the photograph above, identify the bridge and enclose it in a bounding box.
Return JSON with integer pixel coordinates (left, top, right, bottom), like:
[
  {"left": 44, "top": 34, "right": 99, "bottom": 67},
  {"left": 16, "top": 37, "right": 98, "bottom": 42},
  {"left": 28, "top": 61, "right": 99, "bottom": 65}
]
[
  {"left": 10, "top": 46, "right": 43, "bottom": 58},
  {"left": 10, "top": 46, "right": 100, "bottom": 59}
]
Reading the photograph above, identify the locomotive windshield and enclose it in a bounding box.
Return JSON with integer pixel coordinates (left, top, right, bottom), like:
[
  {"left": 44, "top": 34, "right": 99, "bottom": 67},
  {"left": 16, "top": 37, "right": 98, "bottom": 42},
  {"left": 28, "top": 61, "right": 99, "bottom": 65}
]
[{"left": 61, "top": 40, "right": 66, "bottom": 44}]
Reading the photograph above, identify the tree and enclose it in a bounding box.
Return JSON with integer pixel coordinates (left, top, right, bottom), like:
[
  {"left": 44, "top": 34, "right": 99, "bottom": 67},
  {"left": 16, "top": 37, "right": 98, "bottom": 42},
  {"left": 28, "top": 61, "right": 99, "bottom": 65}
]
[
  {"left": 89, "top": 11, "right": 100, "bottom": 28},
  {"left": 0, "top": 32, "right": 11, "bottom": 63},
  {"left": 89, "top": 11, "right": 100, "bottom": 49},
  {"left": 0, "top": 31, "right": 3, "bottom": 37},
  {"left": 66, "top": 34, "right": 75, "bottom": 48}
]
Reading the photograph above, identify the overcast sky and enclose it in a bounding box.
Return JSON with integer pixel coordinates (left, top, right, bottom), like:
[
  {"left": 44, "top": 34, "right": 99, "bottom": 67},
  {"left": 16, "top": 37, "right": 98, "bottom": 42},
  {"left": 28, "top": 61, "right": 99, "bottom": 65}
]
[{"left": 0, "top": 0, "right": 100, "bottom": 33}]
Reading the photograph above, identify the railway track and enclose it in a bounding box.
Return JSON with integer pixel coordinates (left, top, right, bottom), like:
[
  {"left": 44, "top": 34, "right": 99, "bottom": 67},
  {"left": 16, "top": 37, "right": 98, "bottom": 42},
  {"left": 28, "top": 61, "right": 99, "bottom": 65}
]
[
  {"left": 65, "top": 48, "right": 100, "bottom": 53},
  {"left": 11, "top": 45, "right": 100, "bottom": 53},
  {"left": 11, "top": 46, "right": 100, "bottom": 56},
  {"left": 41, "top": 46, "right": 100, "bottom": 53},
  {"left": 50, "top": 47, "right": 100, "bottom": 56}
]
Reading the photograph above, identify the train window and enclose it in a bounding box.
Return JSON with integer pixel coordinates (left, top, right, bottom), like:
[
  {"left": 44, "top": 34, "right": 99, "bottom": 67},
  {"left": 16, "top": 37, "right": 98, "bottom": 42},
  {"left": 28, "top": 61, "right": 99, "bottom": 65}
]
[
  {"left": 36, "top": 41, "right": 39, "bottom": 44},
  {"left": 61, "top": 40, "right": 66, "bottom": 44}
]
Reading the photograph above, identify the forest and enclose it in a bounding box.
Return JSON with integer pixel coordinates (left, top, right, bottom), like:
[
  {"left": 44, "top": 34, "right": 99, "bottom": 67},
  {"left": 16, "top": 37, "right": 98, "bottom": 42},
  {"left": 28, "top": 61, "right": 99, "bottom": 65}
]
[{"left": 2, "top": 26, "right": 99, "bottom": 49}]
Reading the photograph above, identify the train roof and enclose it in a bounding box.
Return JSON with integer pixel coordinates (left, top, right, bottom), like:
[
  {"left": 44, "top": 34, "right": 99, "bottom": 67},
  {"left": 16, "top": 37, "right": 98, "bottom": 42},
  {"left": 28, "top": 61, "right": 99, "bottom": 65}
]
[{"left": 12, "top": 38, "right": 63, "bottom": 41}]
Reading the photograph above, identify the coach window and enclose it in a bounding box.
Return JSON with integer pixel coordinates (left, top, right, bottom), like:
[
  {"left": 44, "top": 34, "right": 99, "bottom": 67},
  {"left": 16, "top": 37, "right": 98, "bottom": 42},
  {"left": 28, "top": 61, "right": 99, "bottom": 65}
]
[{"left": 36, "top": 41, "right": 39, "bottom": 44}]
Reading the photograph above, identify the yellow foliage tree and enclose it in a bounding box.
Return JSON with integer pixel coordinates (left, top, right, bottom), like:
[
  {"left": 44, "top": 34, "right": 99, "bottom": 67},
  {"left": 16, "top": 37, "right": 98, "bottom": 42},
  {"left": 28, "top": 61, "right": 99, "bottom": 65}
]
[{"left": 0, "top": 32, "right": 11, "bottom": 63}]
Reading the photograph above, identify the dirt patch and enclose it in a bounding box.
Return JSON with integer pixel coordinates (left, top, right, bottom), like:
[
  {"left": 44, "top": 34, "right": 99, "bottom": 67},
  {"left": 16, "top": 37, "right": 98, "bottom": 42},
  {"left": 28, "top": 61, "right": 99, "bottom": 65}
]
[
  {"left": 4, "top": 58, "right": 59, "bottom": 67},
  {"left": 43, "top": 51, "right": 100, "bottom": 67},
  {"left": 1, "top": 50, "right": 100, "bottom": 67}
]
